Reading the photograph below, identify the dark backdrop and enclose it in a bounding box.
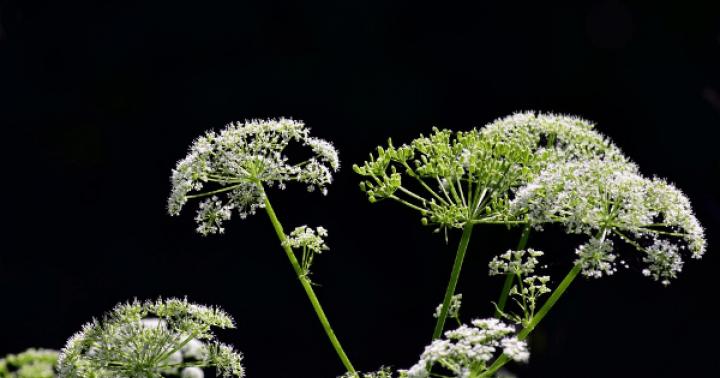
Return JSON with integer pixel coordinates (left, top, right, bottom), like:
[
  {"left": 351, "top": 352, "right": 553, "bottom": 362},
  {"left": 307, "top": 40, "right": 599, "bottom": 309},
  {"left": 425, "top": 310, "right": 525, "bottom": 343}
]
[{"left": 1, "top": 1, "right": 719, "bottom": 377}]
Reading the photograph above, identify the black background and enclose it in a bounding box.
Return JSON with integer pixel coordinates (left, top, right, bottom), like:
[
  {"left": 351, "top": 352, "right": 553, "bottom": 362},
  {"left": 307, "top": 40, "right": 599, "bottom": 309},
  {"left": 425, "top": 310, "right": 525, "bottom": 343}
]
[{"left": 1, "top": 1, "right": 719, "bottom": 377}]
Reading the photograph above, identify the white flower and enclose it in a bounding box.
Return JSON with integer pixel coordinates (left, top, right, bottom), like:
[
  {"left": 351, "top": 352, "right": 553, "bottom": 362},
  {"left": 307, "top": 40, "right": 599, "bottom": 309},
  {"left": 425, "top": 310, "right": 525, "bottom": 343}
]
[
  {"left": 306, "top": 137, "right": 340, "bottom": 171},
  {"left": 642, "top": 239, "right": 684, "bottom": 286},
  {"left": 434, "top": 293, "right": 463, "bottom": 319},
  {"left": 510, "top": 159, "right": 706, "bottom": 284},
  {"left": 575, "top": 237, "right": 616, "bottom": 278},
  {"left": 284, "top": 225, "right": 329, "bottom": 255},
  {"left": 403, "top": 318, "right": 528, "bottom": 378},
  {"left": 501, "top": 338, "right": 530, "bottom": 362},
  {"left": 57, "top": 298, "right": 244, "bottom": 378},
  {"left": 283, "top": 225, "right": 331, "bottom": 279},
  {"left": 168, "top": 118, "right": 339, "bottom": 235},
  {"left": 194, "top": 196, "right": 234, "bottom": 235},
  {"left": 488, "top": 249, "right": 544, "bottom": 276}
]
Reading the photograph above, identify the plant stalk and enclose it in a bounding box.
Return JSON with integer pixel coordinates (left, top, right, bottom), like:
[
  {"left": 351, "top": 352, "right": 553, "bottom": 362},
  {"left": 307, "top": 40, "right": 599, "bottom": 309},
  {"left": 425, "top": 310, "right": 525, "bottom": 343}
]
[
  {"left": 260, "top": 187, "right": 357, "bottom": 376},
  {"left": 480, "top": 263, "right": 582, "bottom": 378},
  {"left": 495, "top": 225, "right": 531, "bottom": 316},
  {"left": 432, "top": 223, "right": 475, "bottom": 340}
]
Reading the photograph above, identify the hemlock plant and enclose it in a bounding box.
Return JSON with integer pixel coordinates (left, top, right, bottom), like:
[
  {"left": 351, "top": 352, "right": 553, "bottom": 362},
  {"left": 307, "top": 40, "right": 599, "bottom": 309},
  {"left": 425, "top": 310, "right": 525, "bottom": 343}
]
[
  {"left": 353, "top": 112, "right": 705, "bottom": 377},
  {"left": 6, "top": 113, "right": 706, "bottom": 378}
]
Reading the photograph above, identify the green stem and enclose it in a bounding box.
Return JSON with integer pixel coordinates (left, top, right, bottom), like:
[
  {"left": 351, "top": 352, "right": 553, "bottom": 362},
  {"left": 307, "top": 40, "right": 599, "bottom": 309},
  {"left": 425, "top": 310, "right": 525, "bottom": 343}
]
[
  {"left": 186, "top": 183, "right": 244, "bottom": 199},
  {"left": 495, "top": 226, "right": 531, "bottom": 316},
  {"left": 480, "top": 263, "right": 582, "bottom": 378},
  {"left": 436, "top": 175, "right": 455, "bottom": 204},
  {"left": 456, "top": 177, "right": 467, "bottom": 207},
  {"left": 260, "top": 186, "right": 357, "bottom": 376},
  {"left": 432, "top": 223, "right": 475, "bottom": 340},
  {"left": 469, "top": 220, "right": 527, "bottom": 225},
  {"left": 398, "top": 185, "right": 428, "bottom": 205},
  {"left": 401, "top": 162, "right": 449, "bottom": 206},
  {"left": 153, "top": 333, "right": 197, "bottom": 364},
  {"left": 390, "top": 195, "right": 430, "bottom": 214}
]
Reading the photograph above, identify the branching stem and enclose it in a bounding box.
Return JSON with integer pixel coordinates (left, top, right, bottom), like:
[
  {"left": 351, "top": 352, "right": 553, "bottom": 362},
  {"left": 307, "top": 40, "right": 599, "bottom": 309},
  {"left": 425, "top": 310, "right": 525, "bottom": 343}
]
[
  {"left": 259, "top": 185, "right": 357, "bottom": 376},
  {"left": 480, "top": 263, "right": 582, "bottom": 378},
  {"left": 495, "top": 225, "right": 531, "bottom": 316},
  {"left": 432, "top": 223, "right": 475, "bottom": 340}
]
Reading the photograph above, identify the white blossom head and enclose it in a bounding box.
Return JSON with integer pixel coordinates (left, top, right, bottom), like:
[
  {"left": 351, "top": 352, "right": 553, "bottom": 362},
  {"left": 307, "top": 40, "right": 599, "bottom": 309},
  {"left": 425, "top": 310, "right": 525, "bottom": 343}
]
[
  {"left": 168, "top": 118, "right": 340, "bottom": 235},
  {"left": 488, "top": 249, "right": 545, "bottom": 276},
  {"left": 399, "top": 318, "right": 528, "bottom": 378},
  {"left": 511, "top": 159, "right": 706, "bottom": 284},
  {"left": 283, "top": 225, "right": 329, "bottom": 254},
  {"left": 57, "top": 298, "right": 245, "bottom": 378},
  {"left": 283, "top": 225, "right": 330, "bottom": 281}
]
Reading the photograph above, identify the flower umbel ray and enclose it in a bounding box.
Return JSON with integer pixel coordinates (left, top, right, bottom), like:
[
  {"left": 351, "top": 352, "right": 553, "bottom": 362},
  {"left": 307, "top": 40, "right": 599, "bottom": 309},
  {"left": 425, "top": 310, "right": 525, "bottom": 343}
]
[{"left": 510, "top": 159, "right": 706, "bottom": 285}]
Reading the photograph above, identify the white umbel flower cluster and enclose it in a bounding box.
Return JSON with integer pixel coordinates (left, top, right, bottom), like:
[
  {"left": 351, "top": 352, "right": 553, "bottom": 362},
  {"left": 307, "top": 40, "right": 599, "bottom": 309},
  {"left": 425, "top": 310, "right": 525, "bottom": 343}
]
[
  {"left": 168, "top": 118, "right": 340, "bottom": 235},
  {"left": 283, "top": 225, "right": 330, "bottom": 279},
  {"left": 57, "top": 298, "right": 244, "bottom": 378},
  {"left": 575, "top": 237, "right": 617, "bottom": 278},
  {"left": 434, "top": 293, "right": 463, "bottom": 319},
  {"left": 400, "top": 319, "right": 528, "bottom": 378},
  {"left": 488, "top": 249, "right": 544, "bottom": 276},
  {"left": 283, "top": 226, "right": 329, "bottom": 254},
  {"left": 642, "top": 239, "right": 684, "bottom": 286},
  {"left": 510, "top": 159, "right": 706, "bottom": 284},
  {"left": 488, "top": 249, "right": 551, "bottom": 324}
]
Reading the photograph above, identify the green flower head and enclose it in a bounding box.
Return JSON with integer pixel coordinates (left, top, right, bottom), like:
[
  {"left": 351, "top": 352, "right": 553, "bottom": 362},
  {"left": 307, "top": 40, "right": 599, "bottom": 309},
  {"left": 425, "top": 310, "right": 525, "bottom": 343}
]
[{"left": 354, "top": 112, "right": 633, "bottom": 235}]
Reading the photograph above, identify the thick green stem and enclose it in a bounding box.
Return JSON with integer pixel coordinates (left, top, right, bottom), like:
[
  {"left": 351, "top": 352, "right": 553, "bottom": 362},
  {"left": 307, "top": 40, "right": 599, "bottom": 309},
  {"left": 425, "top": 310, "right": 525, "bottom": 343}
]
[
  {"left": 495, "top": 226, "right": 531, "bottom": 317},
  {"left": 432, "top": 223, "right": 475, "bottom": 340},
  {"left": 260, "top": 187, "right": 357, "bottom": 376},
  {"left": 481, "top": 264, "right": 582, "bottom": 378}
]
